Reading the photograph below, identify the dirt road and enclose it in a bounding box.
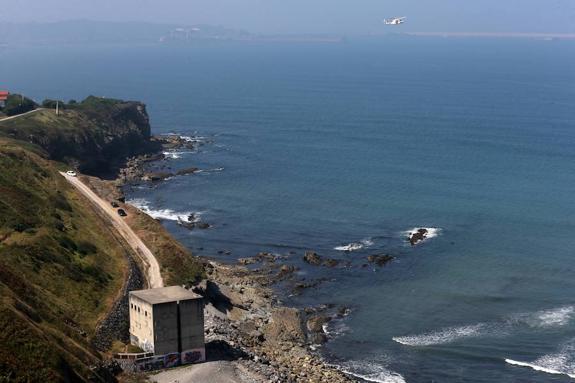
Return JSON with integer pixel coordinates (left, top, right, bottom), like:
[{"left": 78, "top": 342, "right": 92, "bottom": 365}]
[{"left": 60, "top": 172, "right": 164, "bottom": 288}]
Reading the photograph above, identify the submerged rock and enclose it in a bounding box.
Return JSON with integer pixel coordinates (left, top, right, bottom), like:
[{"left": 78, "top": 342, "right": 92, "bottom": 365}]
[
  {"left": 142, "top": 171, "right": 173, "bottom": 182},
  {"left": 303, "top": 251, "right": 340, "bottom": 267},
  {"left": 176, "top": 167, "right": 199, "bottom": 176},
  {"left": 239, "top": 257, "right": 257, "bottom": 265},
  {"left": 367, "top": 254, "right": 394, "bottom": 266}
]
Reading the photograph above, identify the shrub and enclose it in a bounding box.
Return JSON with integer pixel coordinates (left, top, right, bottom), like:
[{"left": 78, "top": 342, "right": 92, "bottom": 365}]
[
  {"left": 77, "top": 241, "right": 98, "bottom": 256},
  {"left": 57, "top": 236, "right": 77, "bottom": 252}
]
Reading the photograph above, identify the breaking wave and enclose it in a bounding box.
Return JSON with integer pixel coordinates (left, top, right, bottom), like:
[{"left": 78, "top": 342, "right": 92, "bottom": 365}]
[
  {"left": 511, "top": 306, "right": 575, "bottom": 328},
  {"left": 393, "top": 324, "right": 486, "bottom": 346},
  {"left": 394, "top": 305, "right": 575, "bottom": 347},
  {"left": 163, "top": 150, "right": 192, "bottom": 159},
  {"left": 178, "top": 134, "right": 210, "bottom": 143},
  {"left": 335, "top": 238, "right": 374, "bottom": 252},
  {"left": 197, "top": 167, "right": 225, "bottom": 174},
  {"left": 322, "top": 319, "right": 349, "bottom": 338},
  {"left": 506, "top": 339, "right": 575, "bottom": 379},
  {"left": 128, "top": 198, "right": 199, "bottom": 222},
  {"left": 335, "top": 359, "right": 406, "bottom": 383}
]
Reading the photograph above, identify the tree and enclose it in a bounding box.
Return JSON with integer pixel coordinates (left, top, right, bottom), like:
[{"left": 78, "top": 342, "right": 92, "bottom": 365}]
[
  {"left": 41, "top": 99, "right": 65, "bottom": 109},
  {"left": 3, "top": 94, "right": 38, "bottom": 116}
]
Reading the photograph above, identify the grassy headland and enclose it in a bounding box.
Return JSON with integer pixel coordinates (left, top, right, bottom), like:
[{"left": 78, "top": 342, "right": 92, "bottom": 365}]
[
  {"left": 0, "top": 96, "right": 160, "bottom": 177},
  {"left": 0, "top": 96, "right": 204, "bottom": 381}
]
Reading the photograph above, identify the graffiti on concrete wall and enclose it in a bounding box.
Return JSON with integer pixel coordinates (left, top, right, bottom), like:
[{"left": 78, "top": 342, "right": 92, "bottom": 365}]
[
  {"left": 181, "top": 348, "right": 206, "bottom": 364},
  {"left": 135, "top": 355, "right": 165, "bottom": 372},
  {"left": 164, "top": 352, "right": 180, "bottom": 368}
]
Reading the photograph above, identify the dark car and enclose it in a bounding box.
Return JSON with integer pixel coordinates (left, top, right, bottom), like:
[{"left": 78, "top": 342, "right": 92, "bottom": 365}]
[
  {"left": 111, "top": 201, "right": 119, "bottom": 208},
  {"left": 117, "top": 209, "right": 127, "bottom": 217}
]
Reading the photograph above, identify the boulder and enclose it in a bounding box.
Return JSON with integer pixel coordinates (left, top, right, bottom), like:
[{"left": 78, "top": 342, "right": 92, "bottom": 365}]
[
  {"left": 306, "top": 315, "right": 330, "bottom": 333},
  {"left": 264, "top": 308, "right": 306, "bottom": 344}
]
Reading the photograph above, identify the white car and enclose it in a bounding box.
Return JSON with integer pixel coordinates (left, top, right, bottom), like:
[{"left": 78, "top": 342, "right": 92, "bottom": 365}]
[{"left": 66, "top": 170, "right": 77, "bottom": 177}]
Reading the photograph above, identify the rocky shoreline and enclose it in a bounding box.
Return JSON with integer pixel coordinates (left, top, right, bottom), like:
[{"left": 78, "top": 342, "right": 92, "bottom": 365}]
[
  {"left": 107, "top": 135, "right": 357, "bottom": 382},
  {"left": 192, "top": 262, "right": 354, "bottom": 382},
  {"left": 118, "top": 135, "right": 203, "bottom": 184}
]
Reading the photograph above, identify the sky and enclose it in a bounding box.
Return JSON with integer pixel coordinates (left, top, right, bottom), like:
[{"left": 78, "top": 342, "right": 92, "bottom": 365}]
[{"left": 1, "top": 0, "right": 574, "bottom": 35}]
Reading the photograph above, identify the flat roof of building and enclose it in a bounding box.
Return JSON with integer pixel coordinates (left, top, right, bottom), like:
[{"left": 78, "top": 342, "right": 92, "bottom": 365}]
[{"left": 130, "top": 286, "right": 201, "bottom": 305}]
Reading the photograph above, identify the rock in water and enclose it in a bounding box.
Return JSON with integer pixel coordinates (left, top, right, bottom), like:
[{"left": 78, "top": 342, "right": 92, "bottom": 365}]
[
  {"left": 367, "top": 254, "right": 394, "bottom": 266},
  {"left": 176, "top": 167, "right": 199, "bottom": 176},
  {"left": 409, "top": 228, "right": 428, "bottom": 246},
  {"left": 304, "top": 251, "right": 323, "bottom": 266}
]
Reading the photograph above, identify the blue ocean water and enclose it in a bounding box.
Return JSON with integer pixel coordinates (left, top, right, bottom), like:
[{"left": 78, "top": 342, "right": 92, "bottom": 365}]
[{"left": 2, "top": 37, "right": 575, "bottom": 382}]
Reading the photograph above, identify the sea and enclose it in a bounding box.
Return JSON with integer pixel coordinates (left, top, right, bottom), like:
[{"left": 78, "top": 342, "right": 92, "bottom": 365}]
[{"left": 2, "top": 36, "right": 575, "bottom": 382}]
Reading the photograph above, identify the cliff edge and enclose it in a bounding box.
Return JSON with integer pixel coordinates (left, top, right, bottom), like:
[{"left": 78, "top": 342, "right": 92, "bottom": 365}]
[{"left": 0, "top": 96, "right": 161, "bottom": 178}]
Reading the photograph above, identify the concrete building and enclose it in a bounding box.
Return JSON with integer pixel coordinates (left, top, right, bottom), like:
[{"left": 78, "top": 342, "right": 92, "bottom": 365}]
[{"left": 129, "top": 286, "right": 205, "bottom": 365}]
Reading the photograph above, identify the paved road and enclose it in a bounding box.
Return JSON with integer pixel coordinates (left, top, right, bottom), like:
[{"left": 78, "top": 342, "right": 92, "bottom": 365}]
[
  {"left": 60, "top": 172, "right": 164, "bottom": 288},
  {"left": 0, "top": 108, "right": 45, "bottom": 122}
]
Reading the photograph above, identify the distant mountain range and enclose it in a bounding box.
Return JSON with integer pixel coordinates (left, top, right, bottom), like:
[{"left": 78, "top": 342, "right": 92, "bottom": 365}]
[{"left": 0, "top": 20, "right": 344, "bottom": 44}]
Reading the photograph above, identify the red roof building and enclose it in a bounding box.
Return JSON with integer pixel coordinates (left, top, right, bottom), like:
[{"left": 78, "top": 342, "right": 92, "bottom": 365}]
[{"left": 0, "top": 91, "right": 9, "bottom": 101}]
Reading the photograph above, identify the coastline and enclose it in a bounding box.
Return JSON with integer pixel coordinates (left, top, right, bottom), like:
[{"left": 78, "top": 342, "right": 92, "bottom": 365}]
[{"left": 82, "top": 149, "right": 355, "bottom": 382}]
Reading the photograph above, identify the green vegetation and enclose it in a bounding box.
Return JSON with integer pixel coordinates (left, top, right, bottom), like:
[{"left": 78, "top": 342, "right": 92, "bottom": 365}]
[
  {"left": 79, "top": 176, "right": 206, "bottom": 286},
  {"left": 0, "top": 96, "right": 159, "bottom": 177},
  {"left": 2, "top": 94, "right": 38, "bottom": 116},
  {"left": 0, "top": 95, "right": 206, "bottom": 381},
  {"left": 0, "top": 141, "right": 129, "bottom": 381},
  {"left": 41, "top": 99, "right": 65, "bottom": 109}
]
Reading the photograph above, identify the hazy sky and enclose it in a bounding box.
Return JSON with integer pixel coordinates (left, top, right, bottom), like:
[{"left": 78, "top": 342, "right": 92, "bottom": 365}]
[{"left": 2, "top": 0, "right": 574, "bottom": 34}]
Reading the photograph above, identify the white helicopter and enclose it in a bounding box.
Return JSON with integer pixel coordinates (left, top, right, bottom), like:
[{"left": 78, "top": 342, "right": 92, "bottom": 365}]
[{"left": 384, "top": 17, "right": 406, "bottom": 25}]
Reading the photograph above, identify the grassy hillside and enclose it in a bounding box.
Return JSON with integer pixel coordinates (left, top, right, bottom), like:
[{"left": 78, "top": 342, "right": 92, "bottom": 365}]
[
  {"left": 79, "top": 176, "right": 206, "bottom": 286},
  {"left": 0, "top": 137, "right": 129, "bottom": 382},
  {"left": 125, "top": 207, "right": 206, "bottom": 286}
]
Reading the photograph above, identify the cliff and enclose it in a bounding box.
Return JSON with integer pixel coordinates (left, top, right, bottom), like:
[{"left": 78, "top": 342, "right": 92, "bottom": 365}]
[{"left": 0, "top": 96, "right": 161, "bottom": 178}]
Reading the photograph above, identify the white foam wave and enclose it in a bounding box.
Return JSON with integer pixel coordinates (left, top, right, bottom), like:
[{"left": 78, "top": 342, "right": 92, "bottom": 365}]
[
  {"left": 162, "top": 150, "right": 190, "bottom": 159},
  {"left": 393, "top": 305, "right": 575, "bottom": 348},
  {"left": 393, "top": 324, "right": 486, "bottom": 346},
  {"left": 336, "top": 360, "right": 406, "bottom": 383},
  {"left": 179, "top": 135, "right": 209, "bottom": 143},
  {"left": 197, "top": 167, "right": 225, "bottom": 174},
  {"left": 533, "top": 306, "right": 574, "bottom": 328},
  {"left": 335, "top": 238, "right": 374, "bottom": 252},
  {"left": 506, "top": 341, "right": 575, "bottom": 379},
  {"left": 322, "top": 320, "right": 349, "bottom": 338},
  {"left": 128, "top": 198, "right": 199, "bottom": 222},
  {"left": 505, "top": 359, "right": 575, "bottom": 379}
]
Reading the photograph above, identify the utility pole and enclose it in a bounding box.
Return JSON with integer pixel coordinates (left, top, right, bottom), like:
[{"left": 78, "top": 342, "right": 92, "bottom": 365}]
[{"left": 56, "top": 100, "right": 59, "bottom": 116}]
